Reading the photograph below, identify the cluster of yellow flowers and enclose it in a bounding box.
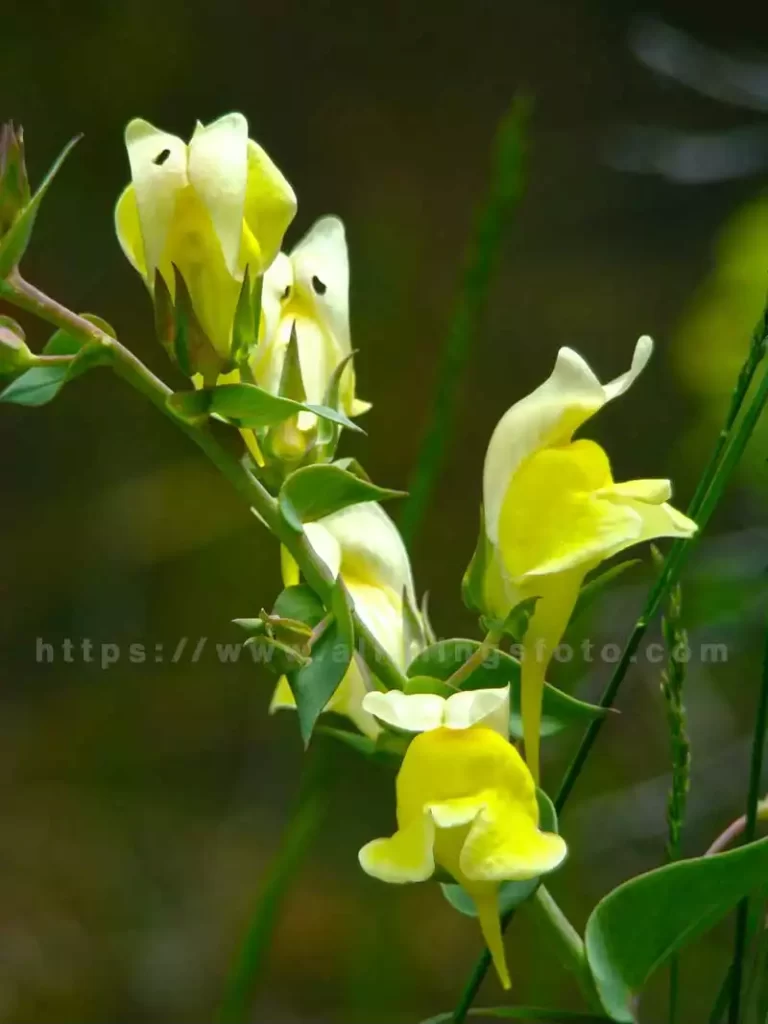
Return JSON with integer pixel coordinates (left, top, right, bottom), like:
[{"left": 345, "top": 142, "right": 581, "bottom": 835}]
[{"left": 115, "top": 113, "right": 697, "bottom": 989}]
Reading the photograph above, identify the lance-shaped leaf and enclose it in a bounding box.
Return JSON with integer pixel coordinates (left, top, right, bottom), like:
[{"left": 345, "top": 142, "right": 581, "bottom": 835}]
[
  {"left": 287, "top": 581, "right": 354, "bottom": 746},
  {"left": 171, "top": 266, "right": 226, "bottom": 382},
  {"left": 442, "top": 789, "right": 559, "bottom": 918},
  {"left": 0, "top": 325, "right": 107, "bottom": 406},
  {"left": 278, "top": 463, "right": 405, "bottom": 530},
  {"left": 315, "top": 351, "right": 357, "bottom": 456},
  {"left": 0, "top": 133, "right": 80, "bottom": 275},
  {"left": 407, "top": 639, "right": 607, "bottom": 739},
  {"left": 167, "top": 381, "right": 362, "bottom": 433},
  {"left": 584, "top": 835, "right": 768, "bottom": 1022},
  {"left": 0, "top": 123, "right": 30, "bottom": 236}
]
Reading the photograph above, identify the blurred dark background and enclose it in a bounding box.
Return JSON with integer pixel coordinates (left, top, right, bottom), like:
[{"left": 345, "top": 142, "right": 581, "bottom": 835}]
[{"left": 3, "top": 1, "right": 768, "bottom": 1021}]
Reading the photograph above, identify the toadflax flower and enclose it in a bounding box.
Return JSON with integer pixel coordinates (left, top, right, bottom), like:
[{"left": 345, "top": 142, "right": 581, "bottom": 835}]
[
  {"left": 271, "top": 502, "right": 425, "bottom": 737},
  {"left": 358, "top": 686, "right": 566, "bottom": 989},
  {"left": 481, "top": 336, "right": 697, "bottom": 780},
  {"left": 252, "top": 216, "right": 370, "bottom": 433},
  {"left": 115, "top": 113, "right": 296, "bottom": 367}
]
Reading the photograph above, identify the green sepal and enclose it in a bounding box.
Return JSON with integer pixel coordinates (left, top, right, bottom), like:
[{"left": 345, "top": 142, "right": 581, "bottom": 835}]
[
  {"left": 278, "top": 463, "right": 405, "bottom": 531},
  {"left": 231, "top": 617, "right": 266, "bottom": 636},
  {"left": 407, "top": 639, "right": 607, "bottom": 739},
  {"left": 278, "top": 322, "right": 306, "bottom": 402},
  {"left": 0, "top": 327, "right": 107, "bottom": 406},
  {"left": 462, "top": 505, "right": 493, "bottom": 616},
  {"left": 0, "top": 123, "right": 30, "bottom": 236},
  {"left": 231, "top": 267, "right": 262, "bottom": 371},
  {"left": 170, "top": 265, "right": 226, "bottom": 382},
  {"left": 317, "top": 724, "right": 410, "bottom": 766},
  {"left": 585, "top": 835, "right": 768, "bottom": 1022},
  {"left": 245, "top": 634, "right": 311, "bottom": 675},
  {"left": 332, "top": 456, "right": 372, "bottom": 481},
  {"left": 0, "top": 133, "right": 80, "bottom": 276},
  {"left": 441, "top": 789, "right": 559, "bottom": 916},
  {"left": 315, "top": 351, "right": 356, "bottom": 458}
]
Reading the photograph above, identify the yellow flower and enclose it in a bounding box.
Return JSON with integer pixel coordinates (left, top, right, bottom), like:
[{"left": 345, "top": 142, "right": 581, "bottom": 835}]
[
  {"left": 358, "top": 687, "right": 566, "bottom": 989},
  {"left": 251, "top": 216, "right": 370, "bottom": 438},
  {"left": 115, "top": 113, "right": 296, "bottom": 363},
  {"left": 482, "top": 336, "right": 697, "bottom": 780},
  {"left": 271, "top": 502, "right": 425, "bottom": 737}
]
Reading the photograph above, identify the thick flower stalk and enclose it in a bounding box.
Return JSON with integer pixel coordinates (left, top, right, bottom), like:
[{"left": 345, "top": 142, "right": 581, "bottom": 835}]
[
  {"left": 271, "top": 502, "right": 426, "bottom": 736},
  {"left": 358, "top": 687, "right": 566, "bottom": 988},
  {"left": 251, "top": 215, "right": 369, "bottom": 457},
  {"left": 115, "top": 113, "right": 296, "bottom": 372},
  {"left": 481, "top": 336, "right": 697, "bottom": 780}
]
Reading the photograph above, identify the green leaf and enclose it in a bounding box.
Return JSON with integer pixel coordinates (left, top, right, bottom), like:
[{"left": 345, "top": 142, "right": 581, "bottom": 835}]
[
  {"left": 421, "top": 1008, "right": 613, "bottom": 1022},
  {"left": 407, "top": 639, "right": 607, "bottom": 739},
  {"left": 570, "top": 560, "right": 641, "bottom": 626},
  {"left": 316, "top": 725, "right": 377, "bottom": 758},
  {"left": 272, "top": 585, "right": 325, "bottom": 627},
  {"left": 167, "top": 382, "right": 362, "bottom": 433},
  {"left": 279, "top": 464, "right": 405, "bottom": 529},
  {"left": 441, "top": 789, "right": 559, "bottom": 918},
  {"left": 287, "top": 582, "right": 353, "bottom": 747},
  {"left": 0, "top": 328, "right": 106, "bottom": 406},
  {"left": 232, "top": 617, "right": 265, "bottom": 636},
  {"left": 332, "top": 457, "right": 372, "bottom": 481},
  {"left": 584, "top": 836, "right": 768, "bottom": 1022},
  {"left": 462, "top": 506, "right": 492, "bottom": 616},
  {"left": 405, "top": 674, "right": 454, "bottom": 697},
  {"left": 171, "top": 265, "right": 224, "bottom": 382},
  {"left": 0, "top": 134, "right": 80, "bottom": 275}
]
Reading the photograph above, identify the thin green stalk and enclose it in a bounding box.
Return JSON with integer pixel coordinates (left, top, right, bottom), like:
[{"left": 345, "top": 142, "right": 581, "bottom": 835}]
[
  {"left": 1, "top": 272, "right": 408, "bottom": 693},
  {"left": 657, "top": 571, "right": 691, "bottom": 1024},
  {"left": 216, "top": 753, "right": 329, "bottom": 1023},
  {"left": 728, "top": 618, "right": 768, "bottom": 1024},
  {"left": 446, "top": 622, "right": 505, "bottom": 690},
  {"left": 399, "top": 97, "right": 528, "bottom": 548},
  {"left": 452, "top": 291, "right": 768, "bottom": 1023}
]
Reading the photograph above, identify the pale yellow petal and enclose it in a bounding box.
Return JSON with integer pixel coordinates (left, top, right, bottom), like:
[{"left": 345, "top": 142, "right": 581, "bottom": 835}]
[
  {"left": 124, "top": 118, "right": 188, "bottom": 280},
  {"left": 598, "top": 478, "right": 672, "bottom": 504},
  {"left": 289, "top": 215, "right": 351, "bottom": 354},
  {"left": 327, "top": 656, "right": 381, "bottom": 738},
  {"left": 243, "top": 139, "right": 297, "bottom": 272},
  {"left": 303, "top": 521, "right": 342, "bottom": 579},
  {"left": 187, "top": 113, "right": 248, "bottom": 278},
  {"left": 114, "top": 185, "right": 147, "bottom": 277},
  {"left": 444, "top": 687, "right": 510, "bottom": 739},
  {"left": 363, "top": 690, "right": 446, "bottom": 733}
]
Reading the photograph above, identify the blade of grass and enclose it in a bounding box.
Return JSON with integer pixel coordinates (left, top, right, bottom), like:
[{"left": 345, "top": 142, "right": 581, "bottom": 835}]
[{"left": 399, "top": 96, "right": 528, "bottom": 548}]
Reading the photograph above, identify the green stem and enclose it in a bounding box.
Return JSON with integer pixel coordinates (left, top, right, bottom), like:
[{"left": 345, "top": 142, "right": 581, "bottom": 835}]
[
  {"left": 399, "top": 97, "right": 528, "bottom": 548},
  {"left": 2, "top": 272, "right": 408, "bottom": 693},
  {"left": 452, "top": 289, "right": 768, "bottom": 1024},
  {"left": 216, "top": 754, "right": 328, "bottom": 1023},
  {"left": 528, "top": 886, "right": 600, "bottom": 1012},
  {"left": 446, "top": 623, "right": 505, "bottom": 691},
  {"left": 727, "top": 617, "right": 768, "bottom": 1024}
]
